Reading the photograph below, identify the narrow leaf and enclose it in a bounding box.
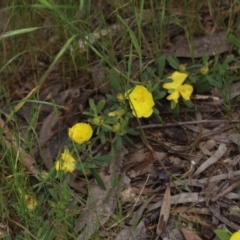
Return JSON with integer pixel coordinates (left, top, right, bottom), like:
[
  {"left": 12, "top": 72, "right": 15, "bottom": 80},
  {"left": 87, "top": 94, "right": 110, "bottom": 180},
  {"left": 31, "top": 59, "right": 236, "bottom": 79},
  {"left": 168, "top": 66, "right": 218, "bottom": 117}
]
[
  {"left": 166, "top": 56, "right": 179, "bottom": 69},
  {"left": 96, "top": 100, "right": 105, "bottom": 112},
  {"left": 157, "top": 55, "right": 165, "bottom": 78},
  {"left": 0, "top": 27, "right": 41, "bottom": 39},
  {"left": 90, "top": 168, "right": 106, "bottom": 190}
]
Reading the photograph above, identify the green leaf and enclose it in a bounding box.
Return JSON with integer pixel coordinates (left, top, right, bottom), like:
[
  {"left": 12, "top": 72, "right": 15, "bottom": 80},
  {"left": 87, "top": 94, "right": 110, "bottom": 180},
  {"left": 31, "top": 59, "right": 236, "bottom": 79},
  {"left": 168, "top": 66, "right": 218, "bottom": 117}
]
[
  {"left": 102, "top": 124, "right": 113, "bottom": 131},
  {"left": 214, "top": 229, "right": 231, "bottom": 240},
  {"left": 224, "top": 54, "right": 235, "bottom": 64},
  {"left": 153, "top": 110, "right": 165, "bottom": 124},
  {"left": 96, "top": 100, "right": 105, "bottom": 112},
  {"left": 96, "top": 126, "right": 100, "bottom": 135},
  {"left": 172, "top": 102, "right": 179, "bottom": 118},
  {"left": 37, "top": 220, "right": 58, "bottom": 240},
  {"left": 157, "top": 55, "right": 165, "bottom": 78},
  {"left": 170, "top": 100, "right": 177, "bottom": 109},
  {"left": 104, "top": 118, "right": 118, "bottom": 124},
  {"left": 83, "top": 112, "right": 94, "bottom": 117},
  {"left": 0, "top": 51, "right": 27, "bottom": 74},
  {"left": 162, "top": 77, "right": 173, "bottom": 83},
  {"left": 119, "top": 117, "right": 127, "bottom": 127},
  {"left": 89, "top": 99, "right": 97, "bottom": 115},
  {"left": 108, "top": 70, "right": 123, "bottom": 92},
  {"left": 116, "top": 136, "right": 123, "bottom": 150},
  {"left": 187, "top": 75, "right": 200, "bottom": 84},
  {"left": 0, "top": 27, "right": 41, "bottom": 39},
  {"left": 117, "top": 16, "right": 141, "bottom": 57},
  {"left": 47, "top": 188, "right": 58, "bottom": 201},
  {"left": 202, "top": 55, "right": 210, "bottom": 65},
  {"left": 100, "top": 131, "right": 106, "bottom": 144},
  {"left": 184, "top": 100, "right": 193, "bottom": 108},
  {"left": 90, "top": 160, "right": 109, "bottom": 167},
  {"left": 146, "top": 67, "right": 156, "bottom": 77},
  {"left": 76, "top": 163, "right": 87, "bottom": 174},
  {"left": 90, "top": 168, "right": 106, "bottom": 190},
  {"left": 206, "top": 75, "right": 223, "bottom": 88},
  {"left": 126, "top": 128, "right": 139, "bottom": 135},
  {"left": 166, "top": 56, "right": 180, "bottom": 69},
  {"left": 195, "top": 77, "right": 211, "bottom": 93},
  {"left": 106, "top": 94, "right": 117, "bottom": 101},
  {"left": 93, "top": 155, "right": 113, "bottom": 161},
  {"left": 153, "top": 90, "right": 166, "bottom": 100},
  {"left": 123, "top": 135, "right": 140, "bottom": 148},
  {"left": 153, "top": 107, "right": 160, "bottom": 114},
  {"left": 227, "top": 33, "right": 240, "bottom": 48}
]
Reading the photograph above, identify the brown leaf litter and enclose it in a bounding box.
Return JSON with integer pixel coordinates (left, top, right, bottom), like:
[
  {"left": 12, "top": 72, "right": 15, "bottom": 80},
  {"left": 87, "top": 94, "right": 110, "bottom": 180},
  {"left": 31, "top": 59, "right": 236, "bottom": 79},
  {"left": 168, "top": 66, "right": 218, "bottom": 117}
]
[{"left": 1, "top": 1, "right": 240, "bottom": 239}]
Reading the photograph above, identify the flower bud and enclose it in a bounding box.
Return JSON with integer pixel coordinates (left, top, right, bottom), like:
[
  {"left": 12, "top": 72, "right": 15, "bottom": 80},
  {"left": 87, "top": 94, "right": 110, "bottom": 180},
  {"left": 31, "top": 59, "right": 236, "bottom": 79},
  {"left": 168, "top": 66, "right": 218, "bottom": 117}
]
[
  {"left": 108, "top": 109, "right": 125, "bottom": 119},
  {"left": 200, "top": 66, "right": 209, "bottom": 75},
  {"left": 219, "top": 69, "right": 226, "bottom": 75},
  {"left": 117, "top": 93, "right": 124, "bottom": 102},
  {"left": 112, "top": 122, "right": 121, "bottom": 133},
  {"left": 90, "top": 116, "right": 104, "bottom": 126},
  {"left": 179, "top": 64, "right": 186, "bottom": 72}
]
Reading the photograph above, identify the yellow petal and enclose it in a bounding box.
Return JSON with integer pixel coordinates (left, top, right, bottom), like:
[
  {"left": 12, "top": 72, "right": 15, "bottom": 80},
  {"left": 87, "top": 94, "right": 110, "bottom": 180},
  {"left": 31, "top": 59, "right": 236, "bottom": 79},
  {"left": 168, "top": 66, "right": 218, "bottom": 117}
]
[
  {"left": 142, "top": 107, "right": 153, "bottom": 118},
  {"left": 55, "top": 150, "right": 76, "bottom": 173},
  {"left": 61, "top": 150, "right": 76, "bottom": 163},
  {"left": 179, "top": 84, "right": 193, "bottom": 100},
  {"left": 55, "top": 160, "right": 62, "bottom": 171},
  {"left": 230, "top": 230, "right": 240, "bottom": 240},
  {"left": 163, "top": 71, "right": 188, "bottom": 90},
  {"left": 63, "top": 161, "right": 76, "bottom": 172},
  {"left": 68, "top": 123, "right": 93, "bottom": 144},
  {"left": 55, "top": 160, "right": 76, "bottom": 173},
  {"left": 166, "top": 90, "right": 180, "bottom": 103},
  {"left": 128, "top": 85, "right": 155, "bottom": 118}
]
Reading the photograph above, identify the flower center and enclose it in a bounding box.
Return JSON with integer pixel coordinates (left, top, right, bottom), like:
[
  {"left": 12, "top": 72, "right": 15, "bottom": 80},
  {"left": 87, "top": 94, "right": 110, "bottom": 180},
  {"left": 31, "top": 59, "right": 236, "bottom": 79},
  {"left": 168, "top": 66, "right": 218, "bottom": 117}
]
[
  {"left": 76, "top": 133, "right": 83, "bottom": 139},
  {"left": 137, "top": 94, "right": 145, "bottom": 103}
]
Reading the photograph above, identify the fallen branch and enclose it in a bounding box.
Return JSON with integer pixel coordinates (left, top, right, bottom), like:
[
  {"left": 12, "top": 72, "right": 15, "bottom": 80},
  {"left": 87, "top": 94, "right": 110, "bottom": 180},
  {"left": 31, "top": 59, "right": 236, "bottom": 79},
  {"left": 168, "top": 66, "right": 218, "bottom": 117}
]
[{"left": 135, "top": 119, "right": 240, "bottom": 129}]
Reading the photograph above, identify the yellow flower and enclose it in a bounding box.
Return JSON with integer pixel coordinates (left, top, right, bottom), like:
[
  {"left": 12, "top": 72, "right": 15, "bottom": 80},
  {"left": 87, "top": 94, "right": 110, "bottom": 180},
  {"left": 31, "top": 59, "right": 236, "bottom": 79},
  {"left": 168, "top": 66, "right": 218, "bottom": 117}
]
[
  {"left": 231, "top": 230, "right": 240, "bottom": 240},
  {"left": 68, "top": 123, "right": 93, "bottom": 144},
  {"left": 55, "top": 150, "right": 76, "bottom": 173},
  {"left": 127, "top": 85, "right": 155, "bottom": 118},
  {"left": 25, "top": 195, "right": 37, "bottom": 211},
  {"left": 163, "top": 71, "right": 193, "bottom": 103}
]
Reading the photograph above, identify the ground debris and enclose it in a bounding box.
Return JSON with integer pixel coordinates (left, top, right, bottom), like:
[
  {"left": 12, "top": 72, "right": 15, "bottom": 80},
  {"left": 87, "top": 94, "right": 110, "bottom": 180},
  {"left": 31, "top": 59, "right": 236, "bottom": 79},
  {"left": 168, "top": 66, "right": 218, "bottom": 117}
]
[{"left": 76, "top": 145, "right": 126, "bottom": 240}]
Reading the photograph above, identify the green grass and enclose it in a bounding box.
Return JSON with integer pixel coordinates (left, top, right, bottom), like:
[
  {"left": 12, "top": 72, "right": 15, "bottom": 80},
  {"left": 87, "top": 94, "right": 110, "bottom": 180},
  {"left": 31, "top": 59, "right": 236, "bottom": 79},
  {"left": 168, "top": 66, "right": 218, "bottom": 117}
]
[{"left": 0, "top": 0, "right": 240, "bottom": 239}]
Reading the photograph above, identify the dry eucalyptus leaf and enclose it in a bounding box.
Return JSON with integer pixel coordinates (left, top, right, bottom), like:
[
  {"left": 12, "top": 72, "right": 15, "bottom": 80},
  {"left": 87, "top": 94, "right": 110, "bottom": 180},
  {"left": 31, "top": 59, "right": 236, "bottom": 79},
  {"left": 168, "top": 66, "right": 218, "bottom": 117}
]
[
  {"left": 153, "top": 151, "right": 168, "bottom": 162},
  {"left": 156, "top": 184, "right": 171, "bottom": 235},
  {"left": 115, "top": 220, "right": 146, "bottom": 240},
  {"left": 193, "top": 143, "right": 227, "bottom": 176},
  {"left": 39, "top": 110, "right": 60, "bottom": 146},
  {"left": 199, "top": 140, "right": 216, "bottom": 156},
  {"left": 148, "top": 192, "right": 206, "bottom": 212},
  {"left": 228, "top": 133, "right": 240, "bottom": 146},
  {"left": 163, "top": 32, "right": 232, "bottom": 58},
  {"left": 181, "top": 228, "right": 202, "bottom": 240},
  {"left": 115, "top": 196, "right": 154, "bottom": 240}
]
